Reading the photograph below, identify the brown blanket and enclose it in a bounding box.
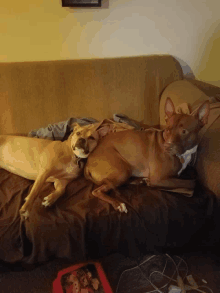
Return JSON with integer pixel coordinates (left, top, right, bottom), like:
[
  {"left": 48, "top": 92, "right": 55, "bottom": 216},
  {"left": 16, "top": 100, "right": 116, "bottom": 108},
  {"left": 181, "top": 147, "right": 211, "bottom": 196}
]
[{"left": 0, "top": 168, "right": 216, "bottom": 265}]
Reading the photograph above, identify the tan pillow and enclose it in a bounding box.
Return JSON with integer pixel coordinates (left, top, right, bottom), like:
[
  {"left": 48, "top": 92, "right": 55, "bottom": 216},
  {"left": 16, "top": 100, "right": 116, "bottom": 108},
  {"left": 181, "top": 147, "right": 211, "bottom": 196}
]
[{"left": 159, "top": 80, "right": 209, "bottom": 127}]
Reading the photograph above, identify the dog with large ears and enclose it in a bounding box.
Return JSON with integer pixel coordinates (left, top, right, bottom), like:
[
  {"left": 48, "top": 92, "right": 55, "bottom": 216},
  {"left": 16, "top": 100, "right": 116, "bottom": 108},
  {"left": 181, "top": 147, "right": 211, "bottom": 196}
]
[
  {"left": 163, "top": 97, "right": 210, "bottom": 156},
  {"left": 84, "top": 97, "right": 210, "bottom": 214}
]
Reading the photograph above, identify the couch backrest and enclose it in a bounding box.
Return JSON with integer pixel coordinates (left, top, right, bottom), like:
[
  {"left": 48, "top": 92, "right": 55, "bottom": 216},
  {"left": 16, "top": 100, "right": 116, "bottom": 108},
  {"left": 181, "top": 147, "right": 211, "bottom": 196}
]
[{"left": 0, "top": 55, "right": 183, "bottom": 135}]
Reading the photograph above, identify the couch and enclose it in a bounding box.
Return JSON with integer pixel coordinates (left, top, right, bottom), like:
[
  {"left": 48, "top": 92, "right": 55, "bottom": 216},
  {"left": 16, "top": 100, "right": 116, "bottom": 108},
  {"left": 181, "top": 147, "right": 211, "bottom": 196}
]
[{"left": 1, "top": 55, "right": 220, "bottom": 292}]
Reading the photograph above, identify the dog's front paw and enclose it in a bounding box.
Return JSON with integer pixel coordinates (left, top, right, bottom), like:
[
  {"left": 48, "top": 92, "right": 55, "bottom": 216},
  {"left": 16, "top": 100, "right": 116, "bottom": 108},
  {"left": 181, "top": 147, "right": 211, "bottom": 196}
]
[
  {"left": 19, "top": 207, "right": 30, "bottom": 220},
  {"left": 42, "top": 195, "right": 55, "bottom": 207},
  {"left": 129, "top": 177, "right": 150, "bottom": 185},
  {"left": 116, "top": 203, "right": 128, "bottom": 213}
]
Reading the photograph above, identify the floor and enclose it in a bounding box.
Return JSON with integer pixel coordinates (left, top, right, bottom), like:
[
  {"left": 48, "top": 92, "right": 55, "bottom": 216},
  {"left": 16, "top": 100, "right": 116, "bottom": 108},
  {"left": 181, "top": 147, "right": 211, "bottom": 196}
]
[{"left": 1, "top": 250, "right": 220, "bottom": 292}]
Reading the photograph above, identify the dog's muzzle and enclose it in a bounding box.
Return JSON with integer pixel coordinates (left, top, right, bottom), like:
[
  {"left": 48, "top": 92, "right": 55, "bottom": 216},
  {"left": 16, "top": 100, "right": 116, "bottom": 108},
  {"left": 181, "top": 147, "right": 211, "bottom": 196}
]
[
  {"left": 74, "top": 138, "right": 89, "bottom": 153},
  {"left": 72, "top": 138, "right": 90, "bottom": 158},
  {"left": 164, "top": 142, "right": 184, "bottom": 156}
]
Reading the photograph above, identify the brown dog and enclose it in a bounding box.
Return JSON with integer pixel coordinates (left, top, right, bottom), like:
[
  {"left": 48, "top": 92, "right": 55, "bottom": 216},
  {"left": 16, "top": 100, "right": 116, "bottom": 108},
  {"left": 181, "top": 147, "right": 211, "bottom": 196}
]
[
  {"left": 0, "top": 123, "right": 101, "bottom": 219},
  {"left": 84, "top": 98, "right": 210, "bottom": 213}
]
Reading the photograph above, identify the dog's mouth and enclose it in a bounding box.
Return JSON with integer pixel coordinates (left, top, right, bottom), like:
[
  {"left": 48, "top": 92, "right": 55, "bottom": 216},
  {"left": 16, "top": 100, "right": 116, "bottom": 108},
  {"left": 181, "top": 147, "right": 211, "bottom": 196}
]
[
  {"left": 72, "top": 137, "right": 90, "bottom": 157},
  {"left": 72, "top": 146, "right": 90, "bottom": 158},
  {"left": 164, "top": 142, "right": 183, "bottom": 156},
  {"left": 71, "top": 134, "right": 98, "bottom": 158}
]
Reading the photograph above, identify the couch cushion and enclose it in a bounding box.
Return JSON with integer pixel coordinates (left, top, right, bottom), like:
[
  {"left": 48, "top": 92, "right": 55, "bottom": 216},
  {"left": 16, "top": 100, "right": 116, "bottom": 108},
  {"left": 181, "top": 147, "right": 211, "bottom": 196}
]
[
  {"left": 195, "top": 110, "right": 220, "bottom": 197},
  {"left": 0, "top": 55, "right": 183, "bottom": 134},
  {"left": 0, "top": 168, "right": 215, "bottom": 265}
]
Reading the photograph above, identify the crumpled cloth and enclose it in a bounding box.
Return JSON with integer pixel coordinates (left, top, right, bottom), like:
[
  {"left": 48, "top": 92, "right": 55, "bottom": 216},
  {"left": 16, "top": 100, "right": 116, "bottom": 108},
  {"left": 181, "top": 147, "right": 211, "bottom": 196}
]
[
  {"left": 28, "top": 114, "right": 140, "bottom": 141},
  {"left": 28, "top": 117, "right": 98, "bottom": 141}
]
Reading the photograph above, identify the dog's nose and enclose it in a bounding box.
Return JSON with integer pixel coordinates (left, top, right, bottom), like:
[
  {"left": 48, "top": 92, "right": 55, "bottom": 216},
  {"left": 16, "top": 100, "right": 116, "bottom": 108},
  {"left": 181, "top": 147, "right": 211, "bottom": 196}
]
[{"left": 78, "top": 138, "right": 86, "bottom": 144}]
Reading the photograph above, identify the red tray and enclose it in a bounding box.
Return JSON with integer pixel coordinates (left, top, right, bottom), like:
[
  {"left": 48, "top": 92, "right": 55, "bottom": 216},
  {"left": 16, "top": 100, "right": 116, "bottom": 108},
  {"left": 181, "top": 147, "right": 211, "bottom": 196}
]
[{"left": 53, "top": 261, "right": 113, "bottom": 293}]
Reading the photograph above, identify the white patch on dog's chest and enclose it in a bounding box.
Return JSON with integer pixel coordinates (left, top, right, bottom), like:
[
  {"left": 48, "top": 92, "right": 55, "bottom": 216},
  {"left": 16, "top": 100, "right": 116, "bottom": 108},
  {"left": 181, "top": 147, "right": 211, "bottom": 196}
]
[
  {"left": 63, "top": 158, "right": 82, "bottom": 174},
  {"left": 177, "top": 145, "right": 198, "bottom": 176},
  {"left": 65, "top": 164, "right": 77, "bottom": 173},
  {"left": 53, "top": 159, "right": 83, "bottom": 180}
]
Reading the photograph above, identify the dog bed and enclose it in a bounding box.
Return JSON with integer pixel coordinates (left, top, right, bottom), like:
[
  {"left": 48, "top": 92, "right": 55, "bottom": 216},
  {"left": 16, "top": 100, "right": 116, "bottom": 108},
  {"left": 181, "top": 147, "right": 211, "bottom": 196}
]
[{"left": 0, "top": 166, "right": 216, "bottom": 265}]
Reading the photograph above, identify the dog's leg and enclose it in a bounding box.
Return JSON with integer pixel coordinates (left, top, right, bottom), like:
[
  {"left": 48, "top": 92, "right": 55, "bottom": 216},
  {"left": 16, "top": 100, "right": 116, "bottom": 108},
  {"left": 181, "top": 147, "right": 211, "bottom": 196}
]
[
  {"left": 20, "top": 171, "right": 50, "bottom": 219},
  {"left": 150, "top": 177, "right": 195, "bottom": 191},
  {"left": 86, "top": 153, "right": 132, "bottom": 213},
  {"left": 42, "top": 178, "right": 68, "bottom": 207},
  {"left": 92, "top": 181, "right": 128, "bottom": 213}
]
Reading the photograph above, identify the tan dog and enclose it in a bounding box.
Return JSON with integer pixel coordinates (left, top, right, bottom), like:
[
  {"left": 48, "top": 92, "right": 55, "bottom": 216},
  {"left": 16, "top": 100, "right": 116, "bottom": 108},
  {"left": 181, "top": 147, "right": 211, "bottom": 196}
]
[
  {"left": 84, "top": 98, "right": 210, "bottom": 213},
  {"left": 0, "top": 123, "right": 101, "bottom": 219}
]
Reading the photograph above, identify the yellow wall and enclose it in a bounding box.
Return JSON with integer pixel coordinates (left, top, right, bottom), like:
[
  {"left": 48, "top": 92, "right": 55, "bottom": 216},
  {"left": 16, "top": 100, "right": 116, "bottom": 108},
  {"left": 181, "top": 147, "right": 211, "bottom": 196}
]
[
  {"left": 1, "top": 0, "right": 220, "bottom": 86},
  {"left": 0, "top": 0, "right": 68, "bottom": 62}
]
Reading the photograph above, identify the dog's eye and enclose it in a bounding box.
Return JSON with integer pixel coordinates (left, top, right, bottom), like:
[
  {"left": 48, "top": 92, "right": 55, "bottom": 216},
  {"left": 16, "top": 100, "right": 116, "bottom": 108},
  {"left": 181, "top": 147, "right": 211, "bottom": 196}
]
[
  {"left": 182, "top": 129, "right": 188, "bottom": 135},
  {"left": 88, "top": 136, "right": 95, "bottom": 140},
  {"left": 76, "top": 132, "right": 81, "bottom": 136}
]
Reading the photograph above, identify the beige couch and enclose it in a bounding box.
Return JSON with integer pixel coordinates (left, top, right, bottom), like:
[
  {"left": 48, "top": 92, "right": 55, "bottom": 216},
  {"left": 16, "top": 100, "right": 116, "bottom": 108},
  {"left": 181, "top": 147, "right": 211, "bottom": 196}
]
[
  {"left": 0, "top": 55, "right": 220, "bottom": 266},
  {"left": 1, "top": 54, "right": 220, "bottom": 197}
]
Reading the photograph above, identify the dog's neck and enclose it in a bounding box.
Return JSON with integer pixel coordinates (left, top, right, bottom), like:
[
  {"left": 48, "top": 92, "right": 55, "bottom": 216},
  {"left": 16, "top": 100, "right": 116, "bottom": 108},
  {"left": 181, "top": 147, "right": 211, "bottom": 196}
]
[
  {"left": 74, "top": 153, "right": 85, "bottom": 168},
  {"left": 64, "top": 137, "right": 85, "bottom": 167}
]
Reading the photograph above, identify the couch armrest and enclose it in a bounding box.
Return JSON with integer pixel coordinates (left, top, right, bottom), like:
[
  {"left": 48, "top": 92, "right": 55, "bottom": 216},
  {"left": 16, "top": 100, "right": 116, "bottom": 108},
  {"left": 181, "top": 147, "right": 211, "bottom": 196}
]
[{"left": 189, "top": 80, "right": 220, "bottom": 98}]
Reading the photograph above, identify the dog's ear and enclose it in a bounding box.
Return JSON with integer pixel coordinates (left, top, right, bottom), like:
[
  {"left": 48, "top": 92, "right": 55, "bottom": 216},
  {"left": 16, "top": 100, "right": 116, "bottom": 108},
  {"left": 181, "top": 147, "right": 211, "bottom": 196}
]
[
  {"left": 97, "top": 125, "right": 111, "bottom": 138},
  {"left": 165, "top": 97, "right": 176, "bottom": 118},
  {"left": 71, "top": 122, "right": 80, "bottom": 130},
  {"left": 193, "top": 100, "right": 210, "bottom": 126}
]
